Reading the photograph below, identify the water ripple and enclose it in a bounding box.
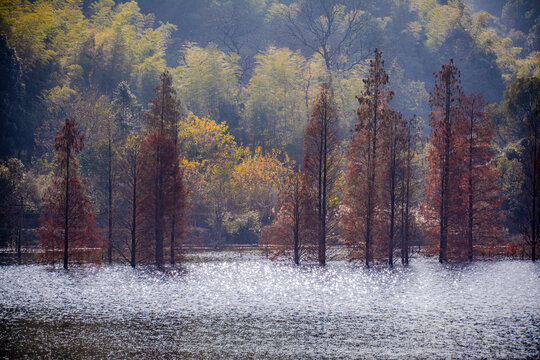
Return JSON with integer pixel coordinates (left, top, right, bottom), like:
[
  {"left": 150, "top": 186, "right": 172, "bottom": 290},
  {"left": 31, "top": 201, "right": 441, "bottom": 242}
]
[{"left": 1, "top": 251, "right": 539, "bottom": 359}]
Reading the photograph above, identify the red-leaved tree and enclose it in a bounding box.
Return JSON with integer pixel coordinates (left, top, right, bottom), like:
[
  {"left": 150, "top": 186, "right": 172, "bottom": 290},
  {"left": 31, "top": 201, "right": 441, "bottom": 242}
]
[
  {"left": 426, "top": 63, "right": 504, "bottom": 262},
  {"left": 137, "top": 71, "right": 186, "bottom": 267},
  {"left": 458, "top": 93, "right": 503, "bottom": 260},
  {"left": 424, "top": 60, "right": 466, "bottom": 263},
  {"left": 38, "top": 118, "right": 102, "bottom": 269},
  {"left": 261, "top": 171, "right": 316, "bottom": 264},
  {"left": 399, "top": 115, "right": 420, "bottom": 265},
  {"left": 343, "top": 49, "right": 393, "bottom": 267},
  {"left": 302, "top": 83, "right": 340, "bottom": 266},
  {"left": 381, "top": 109, "right": 408, "bottom": 267}
]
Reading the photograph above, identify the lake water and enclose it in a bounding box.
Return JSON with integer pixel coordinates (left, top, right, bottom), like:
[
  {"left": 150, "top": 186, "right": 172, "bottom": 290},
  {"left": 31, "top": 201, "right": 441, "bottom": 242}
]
[{"left": 1, "top": 250, "right": 539, "bottom": 359}]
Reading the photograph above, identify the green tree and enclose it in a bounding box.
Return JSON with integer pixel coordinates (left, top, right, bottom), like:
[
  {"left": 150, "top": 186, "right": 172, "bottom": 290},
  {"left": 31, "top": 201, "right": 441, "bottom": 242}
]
[
  {"left": 0, "top": 35, "right": 26, "bottom": 159},
  {"left": 113, "top": 81, "right": 141, "bottom": 134},
  {"left": 244, "top": 46, "right": 308, "bottom": 152},
  {"left": 173, "top": 43, "right": 241, "bottom": 125},
  {"left": 499, "top": 77, "right": 540, "bottom": 261},
  {"left": 0, "top": 158, "right": 42, "bottom": 263}
]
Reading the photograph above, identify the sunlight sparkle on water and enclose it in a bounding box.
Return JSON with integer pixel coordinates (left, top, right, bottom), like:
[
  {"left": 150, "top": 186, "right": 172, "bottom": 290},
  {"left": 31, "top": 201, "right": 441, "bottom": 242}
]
[{"left": 1, "top": 251, "right": 539, "bottom": 359}]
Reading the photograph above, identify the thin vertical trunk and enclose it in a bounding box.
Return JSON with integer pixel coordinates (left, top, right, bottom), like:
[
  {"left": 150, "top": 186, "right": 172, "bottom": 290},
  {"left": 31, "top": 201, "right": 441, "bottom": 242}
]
[
  {"left": 170, "top": 213, "right": 176, "bottom": 265},
  {"left": 108, "top": 133, "right": 113, "bottom": 265},
  {"left": 532, "top": 117, "right": 538, "bottom": 262},
  {"left": 17, "top": 196, "right": 23, "bottom": 265},
  {"left": 316, "top": 95, "right": 324, "bottom": 265},
  {"left": 171, "top": 119, "right": 179, "bottom": 266},
  {"left": 318, "top": 116, "right": 323, "bottom": 222},
  {"left": 52, "top": 233, "right": 55, "bottom": 267},
  {"left": 389, "top": 139, "right": 396, "bottom": 268},
  {"left": 400, "top": 186, "right": 405, "bottom": 265},
  {"left": 468, "top": 104, "right": 474, "bottom": 262},
  {"left": 440, "top": 80, "right": 451, "bottom": 263},
  {"left": 293, "top": 174, "right": 300, "bottom": 265},
  {"left": 215, "top": 208, "right": 223, "bottom": 249},
  {"left": 439, "top": 148, "right": 445, "bottom": 263},
  {"left": 324, "top": 55, "right": 332, "bottom": 87},
  {"left": 404, "top": 133, "right": 411, "bottom": 265},
  {"left": 170, "top": 164, "right": 176, "bottom": 263},
  {"left": 364, "top": 122, "right": 372, "bottom": 267},
  {"left": 366, "top": 83, "right": 379, "bottom": 268},
  {"left": 155, "top": 85, "right": 165, "bottom": 267},
  {"left": 320, "top": 100, "right": 327, "bottom": 266},
  {"left": 154, "top": 163, "right": 163, "bottom": 267},
  {"left": 131, "top": 165, "right": 137, "bottom": 268},
  {"left": 305, "top": 72, "right": 311, "bottom": 123},
  {"left": 64, "top": 148, "right": 70, "bottom": 270}
]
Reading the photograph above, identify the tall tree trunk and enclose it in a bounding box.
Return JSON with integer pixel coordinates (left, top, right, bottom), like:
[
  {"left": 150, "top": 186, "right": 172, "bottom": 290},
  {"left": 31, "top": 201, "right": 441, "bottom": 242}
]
[
  {"left": 364, "top": 125, "right": 373, "bottom": 267},
  {"left": 317, "top": 109, "right": 324, "bottom": 264},
  {"left": 293, "top": 174, "right": 300, "bottom": 265},
  {"left": 170, "top": 169, "right": 176, "bottom": 264},
  {"left": 155, "top": 166, "right": 163, "bottom": 266},
  {"left": 320, "top": 103, "right": 327, "bottom": 266},
  {"left": 404, "top": 137, "right": 411, "bottom": 265},
  {"left": 214, "top": 206, "right": 223, "bottom": 250},
  {"left": 17, "top": 196, "right": 23, "bottom": 265},
  {"left": 108, "top": 134, "right": 113, "bottom": 265},
  {"left": 532, "top": 116, "right": 538, "bottom": 262},
  {"left": 304, "top": 83, "right": 337, "bottom": 267},
  {"left": 170, "top": 214, "right": 176, "bottom": 265},
  {"left": 440, "top": 80, "right": 451, "bottom": 263},
  {"left": 154, "top": 87, "right": 166, "bottom": 267},
  {"left": 389, "top": 140, "right": 396, "bottom": 268},
  {"left": 400, "top": 186, "right": 405, "bottom": 265},
  {"left": 468, "top": 105, "right": 474, "bottom": 262},
  {"left": 131, "top": 167, "right": 137, "bottom": 268},
  {"left": 64, "top": 148, "right": 70, "bottom": 270},
  {"left": 366, "top": 88, "right": 379, "bottom": 268},
  {"left": 170, "top": 121, "right": 179, "bottom": 266}
]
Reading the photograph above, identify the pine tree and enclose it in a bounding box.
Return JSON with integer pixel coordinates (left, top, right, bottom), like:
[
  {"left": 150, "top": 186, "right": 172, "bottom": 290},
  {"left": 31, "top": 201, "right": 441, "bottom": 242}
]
[{"left": 38, "top": 118, "right": 102, "bottom": 269}]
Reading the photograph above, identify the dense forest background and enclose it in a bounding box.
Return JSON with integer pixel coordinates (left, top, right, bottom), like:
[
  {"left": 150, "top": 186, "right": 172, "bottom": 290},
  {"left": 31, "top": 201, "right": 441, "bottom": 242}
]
[{"left": 0, "top": 0, "right": 538, "bottom": 256}]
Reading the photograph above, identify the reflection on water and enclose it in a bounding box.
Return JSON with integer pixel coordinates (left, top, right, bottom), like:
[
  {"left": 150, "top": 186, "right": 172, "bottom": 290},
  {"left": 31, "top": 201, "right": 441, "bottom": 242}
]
[{"left": 1, "top": 250, "right": 539, "bottom": 359}]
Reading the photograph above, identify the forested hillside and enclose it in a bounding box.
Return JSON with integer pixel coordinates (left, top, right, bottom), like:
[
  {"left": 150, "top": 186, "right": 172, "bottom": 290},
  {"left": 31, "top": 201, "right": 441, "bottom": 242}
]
[{"left": 0, "top": 0, "right": 538, "bottom": 264}]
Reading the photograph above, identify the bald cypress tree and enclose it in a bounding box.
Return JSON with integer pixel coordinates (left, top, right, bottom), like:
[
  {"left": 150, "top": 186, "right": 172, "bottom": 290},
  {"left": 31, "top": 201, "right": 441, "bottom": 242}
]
[
  {"left": 343, "top": 49, "right": 393, "bottom": 267},
  {"left": 38, "top": 118, "right": 102, "bottom": 269},
  {"left": 302, "top": 83, "right": 340, "bottom": 266},
  {"left": 458, "top": 93, "right": 503, "bottom": 260},
  {"left": 425, "top": 60, "right": 463, "bottom": 263},
  {"left": 138, "top": 71, "right": 186, "bottom": 267}
]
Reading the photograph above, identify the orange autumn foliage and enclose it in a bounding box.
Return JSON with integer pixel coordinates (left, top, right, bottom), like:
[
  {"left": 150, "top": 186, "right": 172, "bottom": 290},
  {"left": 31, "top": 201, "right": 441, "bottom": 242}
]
[
  {"left": 37, "top": 118, "right": 102, "bottom": 267},
  {"left": 424, "top": 61, "right": 503, "bottom": 262},
  {"left": 343, "top": 49, "right": 393, "bottom": 266}
]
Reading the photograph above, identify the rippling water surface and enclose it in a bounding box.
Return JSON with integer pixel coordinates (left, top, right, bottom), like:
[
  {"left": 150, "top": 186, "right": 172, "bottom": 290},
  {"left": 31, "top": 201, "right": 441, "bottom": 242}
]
[{"left": 1, "top": 250, "right": 539, "bottom": 359}]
